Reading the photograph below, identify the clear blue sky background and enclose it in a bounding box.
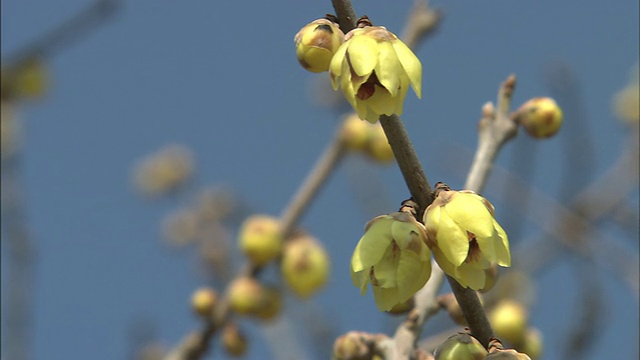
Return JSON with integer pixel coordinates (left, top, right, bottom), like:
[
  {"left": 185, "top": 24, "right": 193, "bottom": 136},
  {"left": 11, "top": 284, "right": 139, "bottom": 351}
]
[{"left": 2, "top": 1, "right": 638, "bottom": 359}]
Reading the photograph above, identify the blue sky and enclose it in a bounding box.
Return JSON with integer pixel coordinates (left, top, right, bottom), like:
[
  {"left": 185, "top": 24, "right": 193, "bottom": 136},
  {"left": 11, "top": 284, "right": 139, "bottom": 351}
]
[{"left": 2, "top": 1, "right": 638, "bottom": 359}]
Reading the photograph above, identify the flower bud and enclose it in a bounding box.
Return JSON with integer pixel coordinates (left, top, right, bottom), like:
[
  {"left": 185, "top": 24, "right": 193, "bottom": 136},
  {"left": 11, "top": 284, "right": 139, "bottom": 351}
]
[
  {"left": 365, "top": 123, "right": 394, "bottom": 163},
  {"left": 339, "top": 113, "right": 371, "bottom": 151},
  {"left": 295, "top": 18, "right": 345, "bottom": 73},
  {"left": 222, "top": 322, "right": 247, "bottom": 357},
  {"left": 519, "top": 328, "right": 542, "bottom": 359},
  {"left": 333, "top": 332, "right": 369, "bottom": 360},
  {"left": 281, "top": 234, "right": 330, "bottom": 298},
  {"left": 133, "top": 144, "right": 195, "bottom": 197},
  {"left": 434, "top": 332, "right": 488, "bottom": 360},
  {"left": 228, "top": 276, "right": 265, "bottom": 315},
  {"left": 515, "top": 97, "right": 563, "bottom": 139},
  {"left": 238, "top": 215, "right": 283, "bottom": 266},
  {"left": 190, "top": 287, "right": 218, "bottom": 318},
  {"left": 612, "top": 85, "right": 639, "bottom": 125},
  {"left": 489, "top": 299, "right": 528, "bottom": 345},
  {"left": 254, "top": 286, "right": 282, "bottom": 321}
]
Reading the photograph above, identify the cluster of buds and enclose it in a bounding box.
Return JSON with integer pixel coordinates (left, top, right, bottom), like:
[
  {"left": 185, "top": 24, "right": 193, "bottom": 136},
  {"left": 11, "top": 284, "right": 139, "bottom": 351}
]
[
  {"left": 339, "top": 113, "right": 394, "bottom": 163},
  {"left": 295, "top": 16, "right": 422, "bottom": 123}
]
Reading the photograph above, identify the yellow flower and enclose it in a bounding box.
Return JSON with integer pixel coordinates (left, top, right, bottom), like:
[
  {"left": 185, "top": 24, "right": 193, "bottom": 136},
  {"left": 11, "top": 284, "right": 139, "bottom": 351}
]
[
  {"left": 294, "top": 17, "right": 345, "bottom": 73},
  {"left": 329, "top": 18, "right": 422, "bottom": 123},
  {"left": 423, "top": 183, "right": 510, "bottom": 290},
  {"left": 351, "top": 211, "right": 431, "bottom": 311}
]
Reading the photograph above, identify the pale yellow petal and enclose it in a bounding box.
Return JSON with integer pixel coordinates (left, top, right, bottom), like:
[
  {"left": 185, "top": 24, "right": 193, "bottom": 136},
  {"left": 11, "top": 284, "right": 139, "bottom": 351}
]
[
  {"left": 396, "top": 249, "right": 431, "bottom": 301},
  {"left": 375, "top": 41, "right": 401, "bottom": 96},
  {"left": 391, "top": 40, "right": 422, "bottom": 98},
  {"left": 493, "top": 220, "right": 511, "bottom": 267},
  {"left": 350, "top": 269, "right": 370, "bottom": 295},
  {"left": 372, "top": 243, "right": 400, "bottom": 287},
  {"left": 436, "top": 210, "right": 469, "bottom": 266},
  {"left": 351, "top": 222, "right": 392, "bottom": 273},
  {"left": 476, "top": 232, "right": 498, "bottom": 264},
  {"left": 455, "top": 263, "right": 486, "bottom": 290},
  {"left": 444, "top": 194, "right": 495, "bottom": 238},
  {"left": 329, "top": 44, "right": 349, "bottom": 89},
  {"left": 365, "top": 86, "right": 398, "bottom": 117},
  {"left": 346, "top": 34, "right": 379, "bottom": 77},
  {"left": 432, "top": 247, "right": 458, "bottom": 280},
  {"left": 393, "top": 76, "right": 411, "bottom": 116},
  {"left": 372, "top": 285, "right": 401, "bottom": 311}
]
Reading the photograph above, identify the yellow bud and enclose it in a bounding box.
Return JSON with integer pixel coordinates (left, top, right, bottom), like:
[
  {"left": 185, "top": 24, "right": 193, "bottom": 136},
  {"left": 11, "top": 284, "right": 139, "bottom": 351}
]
[
  {"left": 519, "top": 328, "right": 543, "bottom": 359},
  {"left": 294, "top": 18, "right": 345, "bottom": 73},
  {"left": 191, "top": 287, "right": 218, "bottom": 318},
  {"left": 227, "top": 276, "right": 265, "bottom": 315},
  {"left": 365, "top": 123, "right": 394, "bottom": 163},
  {"left": 333, "top": 332, "right": 369, "bottom": 360},
  {"left": 490, "top": 299, "right": 528, "bottom": 345},
  {"left": 281, "top": 234, "right": 330, "bottom": 298},
  {"left": 222, "top": 323, "right": 247, "bottom": 357},
  {"left": 254, "top": 286, "right": 282, "bottom": 321},
  {"left": 1, "top": 101, "right": 21, "bottom": 158},
  {"left": 238, "top": 215, "right": 283, "bottom": 266},
  {"left": 515, "top": 97, "right": 563, "bottom": 139},
  {"left": 339, "top": 113, "right": 371, "bottom": 151},
  {"left": 133, "top": 144, "right": 195, "bottom": 197},
  {"left": 612, "top": 85, "right": 639, "bottom": 125},
  {"left": 433, "top": 332, "right": 488, "bottom": 360},
  {"left": 162, "top": 208, "right": 200, "bottom": 247}
]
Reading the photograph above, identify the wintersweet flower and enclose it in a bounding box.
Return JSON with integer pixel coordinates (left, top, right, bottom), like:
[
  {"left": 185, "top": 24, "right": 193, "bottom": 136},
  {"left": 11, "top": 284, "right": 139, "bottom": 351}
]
[
  {"left": 351, "top": 210, "right": 431, "bottom": 311},
  {"left": 423, "top": 183, "right": 510, "bottom": 290},
  {"left": 329, "top": 17, "right": 422, "bottom": 123}
]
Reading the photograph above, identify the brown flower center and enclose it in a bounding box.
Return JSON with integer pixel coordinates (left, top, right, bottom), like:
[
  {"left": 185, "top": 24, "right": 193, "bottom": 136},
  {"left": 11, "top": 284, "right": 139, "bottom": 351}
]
[
  {"left": 465, "top": 232, "right": 482, "bottom": 263},
  {"left": 357, "top": 71, "right": 382, "bottom": 100}
]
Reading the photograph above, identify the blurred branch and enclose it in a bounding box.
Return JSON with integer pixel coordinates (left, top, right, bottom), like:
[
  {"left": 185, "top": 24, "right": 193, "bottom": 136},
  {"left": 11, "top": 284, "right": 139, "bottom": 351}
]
[
  {"left": 164, "top": 130, "right": 347, "bottom": 359},
  {"left": 3, "top": 0, "right": 122, "bottom": 67}
]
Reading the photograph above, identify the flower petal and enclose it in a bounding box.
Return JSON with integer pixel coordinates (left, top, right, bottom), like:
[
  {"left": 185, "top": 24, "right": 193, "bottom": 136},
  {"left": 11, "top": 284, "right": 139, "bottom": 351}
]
[
  {"left": 350, "top": 269, "right": 370, "bottom": 295},
  {"left": 391, "top": 40, "right": 422, "bottom": 98},
  {"left": 372, "top": 285, "right": 400, "bottom": 311},
  {"left": 455, "top": 263, "right": 486, "bottom": 290},
  {"left": 375, "top": 41, "right": 402, "bottom": 97},
  {"left": 396, "top": 248, "right": 431, "bottom": 301},
  {"left": 435, "top": 209, "right": 469, "bottom": 266},
  {"left": 329, "top": 44, "right": 349, "bottom": 90},
  {"left": 351, "top": 216, "right": 393, "bottom": 272},
  {"left": 432, "top": 247, "right": 458, "bottom": 280},
  {"left": 493, "top": 220, "right": 511, "bottom": 267},
  {"left": 372, "top": 242, "right": 400, "bottom": 288},
  {"left": 476, "top": 232, "right": 498, "bottom": 264},
  {"left": 345, "top": 34, "right": 379, "bottom": 77},
  {"left": 365, "top": 85, "right": 397, "bottom": 117},
  {"left": 444, "top": 193, "right": 496, "bottom": 239}
]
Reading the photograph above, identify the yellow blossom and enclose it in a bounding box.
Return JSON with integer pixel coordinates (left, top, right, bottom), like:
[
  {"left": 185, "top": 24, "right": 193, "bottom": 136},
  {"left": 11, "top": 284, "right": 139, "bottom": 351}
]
[
  {"left": 294, "top": 17, "right": 345, "bottom": 73},
  {"left": 423, "top": 183, "right": 510, "bottom": 290},
  {"left": 329, "top": 18, "right": 422, "bottom": 123},
  {"left": 351, "top": 211, "right": 431, "bottom": 311}
]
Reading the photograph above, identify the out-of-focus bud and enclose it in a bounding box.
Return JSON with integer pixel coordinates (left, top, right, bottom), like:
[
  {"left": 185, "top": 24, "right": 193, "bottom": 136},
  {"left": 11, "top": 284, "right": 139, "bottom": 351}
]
[
  {"left": 434, "top": 332, "right": 488, "bottom": 360},
  {"left": 333, "top": 332, "right": 369, "bottom": 360},
  {"left": 514, "top": 97, "right": 563, "bottom": 139},
  {"left": 387, "top": 297, "right": 414, "bottom": 315},
  {"left": 479, "top": 264, "right": 499, "bottom": 293},
  {"left": 191, "top": 287, "right": 218, "bottom": 318},
  {"left": 339, "top": 113, "right": 371, "bottom": 151},
  {"left": 519, "top": 328, "right": 543, "bottom": 359},
  {"left": 612, "top": 85, "right": 639, "bottom": 125},
  {"left": 133, "top": 144, "right": 195, "bottom": 197},
  {"left": 281, "top": 234, "right": 330, "bottom": 298},
  {"left": 295, "top": 17, "right": 345, "bottom": 73},
  {"left": 228, "top": 276, "right": 265, "bottom": 315},
  {"left": 222, "top": 322, "right": 247, "bottom": 357},
  {"left": 162, "top": 208, "right": 200, "bottom": 247},
  {"left": 238, "top": 215, "right": 283, "bottom": 266},
  {"left": 365, "top": 123, "right": 394, "bottom": 163},
  {"left": 489, "top": 299, "right": 528, "bottom": 345},
  {"left": 136, "top": 343, "right": 166, "bottom": 360},
  {"left": 1, "top": 58, "right": 48, "bottom": 100},
  {"left": 254, "top": 286, "right": 282, "bottom": 321},
  {"left": 1, "top": 101, "right": 21, "bottom": 158},
  {"left": 437, "top": 293, "right": 466, "bottom": 326}
]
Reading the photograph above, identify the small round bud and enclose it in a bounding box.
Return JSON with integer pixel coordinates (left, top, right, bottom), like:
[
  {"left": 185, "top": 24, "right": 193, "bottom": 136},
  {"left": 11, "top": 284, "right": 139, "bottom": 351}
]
[
  {"left": 238, "top": 215, "right": 283, "bottom": 266},
  {"left": 519, "top": 328, "right": 543, "bottom": 359},
  {"left": 339, "top": 113, "right": 370, "bottom": 151},
  {"left": 490, "top": 299, "right": 528, "bottom": 345},
  {"left": 295, "top": 18, "right": 345, "bottom": 73},
  {"left": 254, "top": 286, "right": 282, "bottom": 321},
  {"left": 515, "top": 97, "right": 563, "bottom": 139},
  {"left": 365, "top": 123, "right": 394, "bottom": 163},
  {"left": 333, "top": 332, "right": 369, "bottom": 360},
  {"left": 222, "top": 323, "right": 247, "bottom": 357},
  {"left": 612, "top": 85, "right": 639, "bottom": 125},
  {"left": 434, "top": 332, "right": 488, "bottom": 360},
  {"left": 228, "top": 276, "right": 265, "bottom": 315},
  {"left": 133, "top": 144, "right": 195, "bottom": 197},
  {"left": 281, "top": 234, "right": 330, "bottom": 298},
  {"left": 191, "top": 287, "right": 218, "bottom": 318}
]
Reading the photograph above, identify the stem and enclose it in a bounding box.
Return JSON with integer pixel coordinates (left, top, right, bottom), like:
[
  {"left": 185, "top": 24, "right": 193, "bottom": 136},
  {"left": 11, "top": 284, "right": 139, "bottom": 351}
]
[{"left": 330, "top": 0, "right": 358, "bottom": 32}]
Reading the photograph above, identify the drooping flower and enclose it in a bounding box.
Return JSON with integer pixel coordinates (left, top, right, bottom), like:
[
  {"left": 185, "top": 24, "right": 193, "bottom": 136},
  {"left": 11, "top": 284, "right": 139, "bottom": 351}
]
[
  {"left": 329, "top": 17, "right": 422, "bottom": 123},
  {"left": 351, "top": 210, "right": 431, "bottom": 311},
  {"left": 423, "top": 183, "right": 511, "bottom": 290},
  {"left": 294, "top": 17, "right": 345, "bottom": 73}
]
